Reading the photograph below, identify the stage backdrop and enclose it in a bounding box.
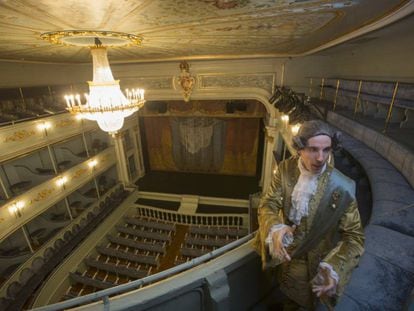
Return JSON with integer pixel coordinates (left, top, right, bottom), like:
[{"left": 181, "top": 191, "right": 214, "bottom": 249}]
[{"left": 143, "top": 117, "right": 260, "bottom": 176}]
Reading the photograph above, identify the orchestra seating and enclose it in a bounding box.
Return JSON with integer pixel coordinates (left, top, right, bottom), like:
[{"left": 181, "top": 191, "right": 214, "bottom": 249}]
[
  {"left": 65, "top": 215, "right": 176, "bottom": 298},
  {"left": 175, "top": 225, "right": 248, "bottom": 264}
]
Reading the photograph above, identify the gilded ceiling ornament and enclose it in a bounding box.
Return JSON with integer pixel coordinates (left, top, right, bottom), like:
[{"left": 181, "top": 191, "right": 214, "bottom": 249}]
[
  {"left": 202, "top": 0, "right": 248, "bottom": 9},
  {"left": 40, "top": 30, "right": 142, "bottom": 47},
  {"left": 177, "top": 61, "right": 196, "bottom": 102}
]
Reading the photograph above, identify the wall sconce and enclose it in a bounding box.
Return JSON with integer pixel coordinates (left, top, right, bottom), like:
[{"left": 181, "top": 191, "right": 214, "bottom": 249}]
[
  {"left": 37, "top": 122, "right": 52, "bottom": 136},
  {"left": 281, "top": 114, "right": 289, "bottom": 130},
  {"left": 291, "top": 124, "right": 301, "bottom": 136},
  {"left": 281, "top": 115, "right": 289, "bottom": 122},
  {"left": 9, "top": 201, "right": 25, "bottom": 218},
  {"left": 56, "top": 176, "right": 68, "bottom": 189},
  {"left": 37, "top": 122, "right": 51, "bottom": 130},
  {"left": 88, "top": 160, "right": 98, "bottom": 169}
]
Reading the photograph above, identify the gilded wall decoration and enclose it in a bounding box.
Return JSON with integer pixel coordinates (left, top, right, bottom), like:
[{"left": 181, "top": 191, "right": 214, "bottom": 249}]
[
  {"left": 200, "top": 74, "right": 274, "bottom": 93},
  {"left": 101, "top": 154, "right": 111, "bottom": 164},
  {"left": 31, "top": 188, "right": 55, "bottom": 203},
  {"left": 4, "top": 130, "right": 36, "bottom": 143},
  {"left": 55, "top": 119, "right": 76, "bottom": 128},
  {"left": 176, "top": 61, "right": 196, "bottom": 102},
  {"left": 72, "top": 168, "right": 88, "bottom": 179}
]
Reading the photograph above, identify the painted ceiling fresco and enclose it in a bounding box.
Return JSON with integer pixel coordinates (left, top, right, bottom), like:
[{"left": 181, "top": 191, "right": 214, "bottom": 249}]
[{"left": 0, "top": 0, "right": 411, "bottom": 63}]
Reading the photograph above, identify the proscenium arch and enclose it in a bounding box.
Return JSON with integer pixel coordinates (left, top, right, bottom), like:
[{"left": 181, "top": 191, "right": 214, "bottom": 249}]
[{"left": 142, "top": 87, "right": 277, "bottom": 120}]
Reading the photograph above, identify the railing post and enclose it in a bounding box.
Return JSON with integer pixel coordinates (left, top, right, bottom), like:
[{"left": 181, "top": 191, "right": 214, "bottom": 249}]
[
  {"left": 383, "top": 81, "right": 400, "bottom": 133},
  {"left": 333, "top": 79, "right": 340, "bottom": 111},
  {"left": 353, "top": 80, "right": 363, "bottom": 118},
  {"left": 103, "top": 295, "right": 110, "bottom": 311},
  {"left": 319, "top": 78, "right": 325, "bottom": 100},
  {"left": 309, "top": 78, "right": 313, "bottom": 98},
  {"left": 19, "top": 87, "right": 26, "bottom": 106}
]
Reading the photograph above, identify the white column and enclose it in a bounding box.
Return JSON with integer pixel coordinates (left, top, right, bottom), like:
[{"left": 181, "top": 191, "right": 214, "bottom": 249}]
[
  {"left": 132, "top": 120, "right": 145, "bottom": 178},
  {"left": 112, "top": 131, "right": 130, "bottom": 186},
  {"left": 262, "top": 125, "right": 279, "bottom": 192}
]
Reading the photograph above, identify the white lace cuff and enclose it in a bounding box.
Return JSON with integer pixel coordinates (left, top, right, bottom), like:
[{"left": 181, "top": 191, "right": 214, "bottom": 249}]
[{"left": 265, "top": 224, "right": 288, "bottom": 258}]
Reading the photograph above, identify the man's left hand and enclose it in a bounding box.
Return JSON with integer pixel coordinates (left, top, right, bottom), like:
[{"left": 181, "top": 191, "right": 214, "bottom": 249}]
[{"left": 311, "top": 266, "right": 336, "bottom": 298}]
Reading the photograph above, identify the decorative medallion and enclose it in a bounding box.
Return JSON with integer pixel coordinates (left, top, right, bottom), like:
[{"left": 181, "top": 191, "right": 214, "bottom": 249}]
[
  {"left": 40, "top": 30, "right": 143, "bottom": 47},
  {"left": 177, "top": 61, "right": 196, "bottom": 102}
]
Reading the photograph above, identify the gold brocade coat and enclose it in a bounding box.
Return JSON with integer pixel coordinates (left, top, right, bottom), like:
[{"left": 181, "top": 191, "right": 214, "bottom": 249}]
[{"left": 254, "top": 156, "right": 364, "bottom": 308}]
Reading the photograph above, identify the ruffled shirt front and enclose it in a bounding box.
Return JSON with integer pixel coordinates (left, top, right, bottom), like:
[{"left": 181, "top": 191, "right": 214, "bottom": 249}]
[{"left": 289, "top": 160, "right": 326, "bottom": 225}]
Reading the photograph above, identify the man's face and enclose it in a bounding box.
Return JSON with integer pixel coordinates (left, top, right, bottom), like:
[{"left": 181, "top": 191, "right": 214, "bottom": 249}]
[{"left": 298, "top": 135, "right": 332, "bottom": 174}]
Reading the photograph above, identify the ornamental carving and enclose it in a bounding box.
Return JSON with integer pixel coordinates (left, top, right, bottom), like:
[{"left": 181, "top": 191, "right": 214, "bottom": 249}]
[
  {"left": 72, "top": 168, "right": 88, "bottom": 179},
  {"left": 31, "top": 188, "right": 55, "bottom": 203},
  {"left": 4, "top": 130, "right": 36, "bottom": 143},
  {"left": 55, "top": 119, "right": 76, "bottom": 128},
  {"left": 200, "top": 74, "right": 273, "bottom": 92},
  {"left": 124, "top": 77, "right": 172, "bottom": 90},
  {"left": 176, "top": 61, "right": 196, "bottom": 102}
]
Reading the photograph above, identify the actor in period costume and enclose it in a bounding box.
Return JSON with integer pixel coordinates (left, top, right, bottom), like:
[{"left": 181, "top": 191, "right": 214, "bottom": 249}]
[{"left": 255, "top": 120, "right": 364, "bottom": 310}]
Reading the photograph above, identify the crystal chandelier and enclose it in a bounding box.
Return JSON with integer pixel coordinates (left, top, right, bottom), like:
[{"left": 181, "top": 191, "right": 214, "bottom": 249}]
[
  {"left": 41, "top": 31, "right": 145, "bottom": 134},
  {"left": 65, "top": 45, "right": 144, "bottom": 133}
]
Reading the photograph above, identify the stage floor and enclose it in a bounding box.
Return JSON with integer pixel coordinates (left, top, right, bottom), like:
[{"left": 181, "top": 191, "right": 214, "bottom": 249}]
[{"left": 136, "top": 171, "right": 261, "bottom": 199}]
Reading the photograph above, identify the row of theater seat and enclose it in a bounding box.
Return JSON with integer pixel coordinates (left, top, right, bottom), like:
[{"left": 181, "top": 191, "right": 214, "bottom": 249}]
[
  {"left": 175, "top": 225, "right": 248, "bottom": 264},
  {"left": 65, "top": 215, "right": 175, "bottom": 298},
  {"left": 0, "top": 97, "right": 65, "bottom": 125},
  {"left": 0, "top": 186, "right": 129, "bottom": 311}
]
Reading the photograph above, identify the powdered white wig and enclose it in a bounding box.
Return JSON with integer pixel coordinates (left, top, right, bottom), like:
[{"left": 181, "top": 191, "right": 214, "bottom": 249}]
[{"left": 292, "top": 120, "right": 341, "bottom": 151}]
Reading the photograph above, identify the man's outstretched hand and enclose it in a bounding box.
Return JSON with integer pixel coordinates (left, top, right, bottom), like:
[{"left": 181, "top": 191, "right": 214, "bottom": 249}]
[
  {"left": 271, "top": 225, "right": 296, "bottom": 262},
  {"left": 311, "top": 266, "right": 336, "bottom": 298}
]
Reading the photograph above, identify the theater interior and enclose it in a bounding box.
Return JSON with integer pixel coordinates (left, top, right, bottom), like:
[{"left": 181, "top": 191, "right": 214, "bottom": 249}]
[{"left": 0, "top": 1, "right": 413, "bottom": 310}]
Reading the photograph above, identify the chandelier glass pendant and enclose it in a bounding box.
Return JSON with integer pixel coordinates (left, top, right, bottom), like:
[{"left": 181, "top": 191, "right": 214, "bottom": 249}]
[{"left": 41, "top": 31, "right": 145, "bottom": 134}]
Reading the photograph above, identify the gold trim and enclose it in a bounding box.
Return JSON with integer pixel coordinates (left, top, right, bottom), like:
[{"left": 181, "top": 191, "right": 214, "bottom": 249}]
[
  {"left": 40, "top": 30, "right": 143, "bottom": 47},
  {"left": 72, "top": 168, "right": 88, "bottom": 179},
  {"left": 353, "top": 80, "right": 363, "bottom": 117},
  {"left": 31, "top": 188, "right": 55, "bottom": 203},
  {"left": 4, "top": 130, "right": 36, "bottom": 143},
  {"left": 383, "top": 82, "right": 400, "bottom": 133},
  {"left": 55, "top": 119, "right": 76, "bottom": 128},
  {"left": 67, "top": 101, "right": 144, "bottom": 115}
]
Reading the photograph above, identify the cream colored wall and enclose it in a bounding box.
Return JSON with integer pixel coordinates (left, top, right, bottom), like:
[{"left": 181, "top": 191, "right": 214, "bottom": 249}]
[{"left": 283, "top": 15, "right": 414, "bottom": 93}]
